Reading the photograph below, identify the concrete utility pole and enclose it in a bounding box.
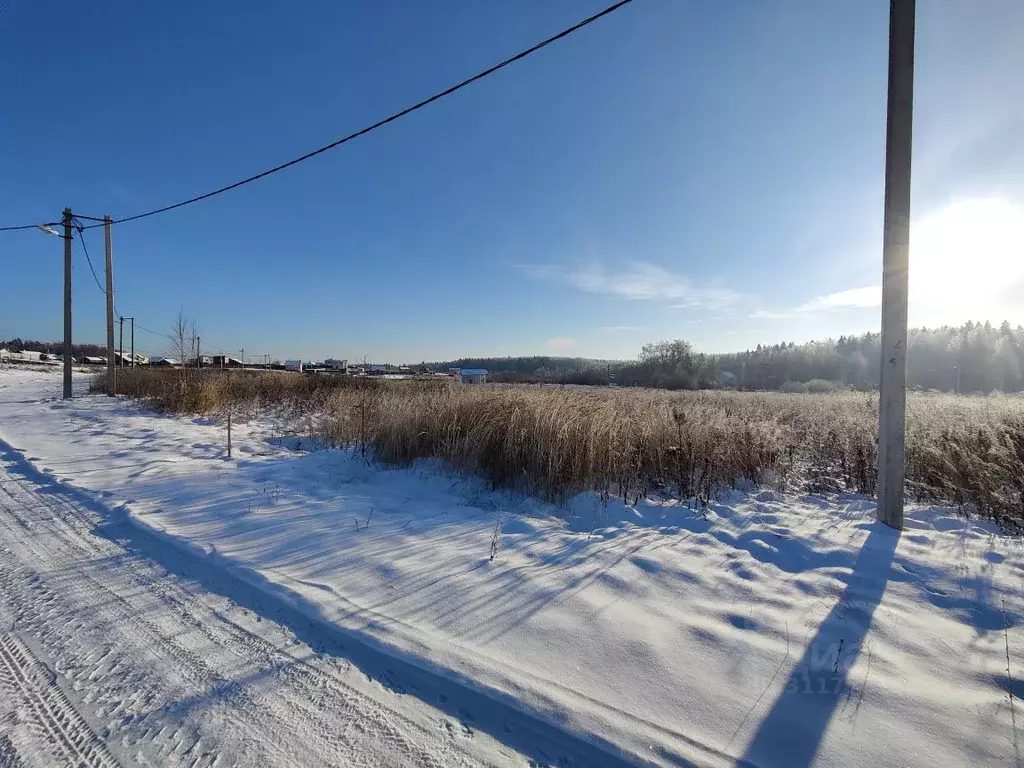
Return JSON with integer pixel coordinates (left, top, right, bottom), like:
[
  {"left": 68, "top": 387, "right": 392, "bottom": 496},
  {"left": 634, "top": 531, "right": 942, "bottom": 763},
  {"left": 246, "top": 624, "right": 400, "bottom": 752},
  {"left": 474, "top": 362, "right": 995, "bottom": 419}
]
[
  {"left": 104, "top": 216, "right": 115, "bottom": 394},
  {"left": 62, "top": 208, "right": 73, "bottom": 399},
  {"left": 876, "top": 0, "right": 916, "bottom": 530}
]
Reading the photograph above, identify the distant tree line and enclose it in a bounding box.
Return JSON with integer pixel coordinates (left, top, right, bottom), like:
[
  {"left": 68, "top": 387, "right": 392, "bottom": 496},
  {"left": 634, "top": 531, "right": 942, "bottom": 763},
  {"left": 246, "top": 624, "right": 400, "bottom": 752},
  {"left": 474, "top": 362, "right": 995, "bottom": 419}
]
[
  {"left": 429, "top": 321, "right": 1024, "bottom": 393},
  {"left": 1, "top": 338, "right": 107, "bottom": 359},
  {"left": 717, "top": 321, "right": 1024, "bottom": 393},
  {"left": 12, "top": 320, "right": 1024, "bottom": 392}
]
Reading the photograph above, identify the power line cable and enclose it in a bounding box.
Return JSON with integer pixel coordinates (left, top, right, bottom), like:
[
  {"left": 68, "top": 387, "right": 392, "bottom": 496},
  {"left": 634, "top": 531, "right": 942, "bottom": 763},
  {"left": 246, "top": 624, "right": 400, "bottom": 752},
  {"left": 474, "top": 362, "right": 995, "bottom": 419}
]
[
  {"left": 48, "top": 224, "right": 170, "bottom": 357},
  {"left": 0, "top": 221, "right": 61, "bottom": 233},
  {"left": 74, "top": 223, "right": 107, "bottom": 297},
  {"left": 130, "top": 322, "right": 174, "bottom": 341},
  {"left": 0, "top": 0, "right": 633, "bottom": 233}
]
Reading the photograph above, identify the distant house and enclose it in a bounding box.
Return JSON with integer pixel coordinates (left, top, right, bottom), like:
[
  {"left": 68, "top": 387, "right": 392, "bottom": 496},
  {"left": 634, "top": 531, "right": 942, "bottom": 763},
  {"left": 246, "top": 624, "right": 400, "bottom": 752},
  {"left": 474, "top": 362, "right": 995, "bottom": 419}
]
[
  {"left": 211, "top": 355, "right": 244, "bottom": 368},
  {"left": 324, "top": 358, "right": 348, "bottom": 372},
  {"left": 457, "top": 368, "right": 488, "bottom": 384},
  {"left": 150, "top": 357, "right": 180, "bottom": 367},
  {"left": 83, "top": 356, "right": 106, "bottom": 365},
  {"left": 284, "top": 360, "right": 303, "bottom": 372},
  {"left": 0, "top": 349, "right": 9, "bottom": 362},
  {"left": 113, "top": 352, "right": 149, "bottom": 366}
]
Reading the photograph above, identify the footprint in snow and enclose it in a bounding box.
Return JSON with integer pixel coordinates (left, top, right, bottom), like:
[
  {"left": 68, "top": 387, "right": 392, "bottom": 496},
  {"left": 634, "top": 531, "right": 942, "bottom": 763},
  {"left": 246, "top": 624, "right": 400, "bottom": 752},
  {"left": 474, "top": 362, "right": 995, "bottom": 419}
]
[
  {"left": 726, "top": 613, "right": 759, "bottom": 631},
  {"left": 442, "top": 718, "right": 473, "bottom": 738}
]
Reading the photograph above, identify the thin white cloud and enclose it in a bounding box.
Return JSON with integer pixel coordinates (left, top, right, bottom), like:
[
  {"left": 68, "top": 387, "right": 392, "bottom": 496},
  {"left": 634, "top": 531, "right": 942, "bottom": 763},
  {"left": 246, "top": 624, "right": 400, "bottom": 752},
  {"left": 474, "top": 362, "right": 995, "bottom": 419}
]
[
  {"left": 545, "top": 336, "right": 576, "bottom": 352},
  {"left": 752, "top": 285, "right": 880, "bottom": 320},
  {"left": 564, "top": 262, "right": 686, "bottom": 300},
  {"left": 667, "top": 289, "right": 739, "bottom": 312},
  {"left": 515, "top": 263, "right": 559, "bottom": 281},
  {"left": 517, "top": 261, "right": 739, "bottom": 310},
  {"left": 795, "top": 285, "right": 881, "bottom": 312}
]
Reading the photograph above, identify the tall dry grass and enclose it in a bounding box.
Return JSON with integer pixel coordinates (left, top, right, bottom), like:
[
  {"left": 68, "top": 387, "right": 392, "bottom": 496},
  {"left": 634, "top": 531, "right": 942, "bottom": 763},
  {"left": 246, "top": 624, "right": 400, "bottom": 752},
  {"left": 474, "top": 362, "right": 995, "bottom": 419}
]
[{"left": 95, "top": 369, "right": 1024, "bottom": 528}]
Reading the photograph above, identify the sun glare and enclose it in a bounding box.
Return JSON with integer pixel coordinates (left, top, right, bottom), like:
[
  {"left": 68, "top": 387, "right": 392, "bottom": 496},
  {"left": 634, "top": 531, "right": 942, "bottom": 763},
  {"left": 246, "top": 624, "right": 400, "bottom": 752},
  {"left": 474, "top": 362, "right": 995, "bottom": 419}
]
[{"left": 910, "top": 198, "right": 1024, "bottom": 307}]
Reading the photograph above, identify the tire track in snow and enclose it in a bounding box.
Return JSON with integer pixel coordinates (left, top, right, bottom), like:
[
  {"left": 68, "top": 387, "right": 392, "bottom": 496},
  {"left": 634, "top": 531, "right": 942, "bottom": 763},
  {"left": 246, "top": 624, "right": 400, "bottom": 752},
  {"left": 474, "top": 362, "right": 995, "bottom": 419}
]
[
  {"left": 0, "top": 478, "right": 455, "bottom": 766},
  {"left": 0, "top": 449, "right": 506, "bottom": 767},
  {"left": 0, "top": 632, "right": 119, "bottom": 768}
]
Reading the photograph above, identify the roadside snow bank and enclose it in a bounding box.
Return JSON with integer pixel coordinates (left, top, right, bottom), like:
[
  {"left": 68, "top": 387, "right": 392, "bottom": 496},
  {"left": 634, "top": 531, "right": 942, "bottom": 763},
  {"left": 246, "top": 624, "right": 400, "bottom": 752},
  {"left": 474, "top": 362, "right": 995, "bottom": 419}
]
[{"left": 0, "top": 367, "right": 1021, "bottom": 767}]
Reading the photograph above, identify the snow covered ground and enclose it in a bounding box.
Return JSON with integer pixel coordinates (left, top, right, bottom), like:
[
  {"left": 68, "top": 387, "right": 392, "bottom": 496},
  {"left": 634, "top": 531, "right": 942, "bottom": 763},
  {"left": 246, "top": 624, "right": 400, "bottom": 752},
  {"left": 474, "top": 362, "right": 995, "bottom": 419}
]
[{"left": 0, "top": 366, "right": 1022, "bottom": 767}]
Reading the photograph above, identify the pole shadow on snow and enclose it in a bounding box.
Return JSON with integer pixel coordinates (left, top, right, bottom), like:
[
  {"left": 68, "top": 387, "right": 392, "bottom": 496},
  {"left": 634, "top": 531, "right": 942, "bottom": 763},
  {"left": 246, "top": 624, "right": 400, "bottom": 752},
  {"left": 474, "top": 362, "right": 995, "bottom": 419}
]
[
  {"left": 739, "top": 523, "right": 900, "bottom": 768},
  {"left": 0, "top": 437, "right": 643, "bottom": 768}
]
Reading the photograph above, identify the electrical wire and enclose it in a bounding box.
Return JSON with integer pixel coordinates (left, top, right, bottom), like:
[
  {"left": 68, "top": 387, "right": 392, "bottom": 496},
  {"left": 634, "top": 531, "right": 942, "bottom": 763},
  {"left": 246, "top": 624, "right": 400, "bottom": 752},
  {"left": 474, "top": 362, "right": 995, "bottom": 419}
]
[
  {"left": 127, "top": 321, "right": 238, "bottom": 360},
  {"left": 0, "top": 221, "right": 62, "bottom": 233},
  {"left": 0, "top": 0, "right": 634, "bottom": 233},
  {"left": 69, "top": 220, "right": 174, "bottom": 354},
  {"left": 54, "top": 229, "right": 239, "bottom": 356},
  {"left": 74, "top": 224, "right": 107, "bottom": 297},
  {"left": 130, "top": 322, "right": 174, "bottom": 341}
]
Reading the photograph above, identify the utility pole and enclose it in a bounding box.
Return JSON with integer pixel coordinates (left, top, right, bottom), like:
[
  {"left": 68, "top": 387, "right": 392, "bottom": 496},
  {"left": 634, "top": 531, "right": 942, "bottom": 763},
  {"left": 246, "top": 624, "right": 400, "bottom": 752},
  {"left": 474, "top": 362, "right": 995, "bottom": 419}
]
[
  {"left": 104, "top": 216, "right": 115, "bottom": 395},
  {"left": 130, "top": 318, "right": 135, "bottom": 368},
  {"left": 876, "top": 0, "right": 916, "bottom": 530},
  {"left": 241, "top": 348, "right": 245, "bottom": 368},
  {"left": 119, "top": 317, "right": 124, "bottom": 367},
  {"left": 196, "top": 336, "right": 201, "bottom": 369},
  {"left": 62, "top": 208, "right": 73, "bottom": 399}
]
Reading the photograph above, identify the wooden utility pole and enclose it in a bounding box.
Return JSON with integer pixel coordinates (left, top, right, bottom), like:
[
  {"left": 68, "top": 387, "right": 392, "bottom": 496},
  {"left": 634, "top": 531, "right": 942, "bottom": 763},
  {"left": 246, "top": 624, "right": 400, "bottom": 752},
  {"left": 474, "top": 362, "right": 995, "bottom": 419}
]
[
  {"left": 62, "top": 208, "right": 73, "bottom": 399},
  {"left": 119, "top": 316, "right": 124, "bottom": 367},
  {"left": 130, "top": 318, "right": 135, "bottom": 368},
  {"left": 196, "top": 336, "right": 201, "bottom": 369},
  {"left": 104, "top": 216, "right": 115, "bottom": 394},
  {"left": 876, "top": 0, "right": 916, "bottom": 530}
]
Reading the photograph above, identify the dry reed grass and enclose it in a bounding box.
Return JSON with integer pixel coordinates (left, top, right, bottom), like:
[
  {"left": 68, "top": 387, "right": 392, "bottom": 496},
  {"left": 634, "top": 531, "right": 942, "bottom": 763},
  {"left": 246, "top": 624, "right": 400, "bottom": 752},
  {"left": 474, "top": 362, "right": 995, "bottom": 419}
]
[{"left": 95, "top": 369, "right": 1024, "bottom": 529}]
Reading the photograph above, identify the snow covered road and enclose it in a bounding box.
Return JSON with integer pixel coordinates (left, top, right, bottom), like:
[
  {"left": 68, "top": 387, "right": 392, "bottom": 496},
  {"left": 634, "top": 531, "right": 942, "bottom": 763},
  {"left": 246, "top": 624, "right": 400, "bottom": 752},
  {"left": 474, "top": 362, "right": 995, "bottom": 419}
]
[{"left": 0, "top": 438, "right": 609, "bottom": 767}]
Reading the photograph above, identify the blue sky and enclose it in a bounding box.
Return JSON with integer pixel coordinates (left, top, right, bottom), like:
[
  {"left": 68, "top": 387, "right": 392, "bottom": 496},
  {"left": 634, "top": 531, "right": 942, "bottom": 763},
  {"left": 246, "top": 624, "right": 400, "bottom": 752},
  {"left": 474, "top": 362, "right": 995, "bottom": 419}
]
[{"left": 2, "top": 1, "right": 1023, "bottom": 363}]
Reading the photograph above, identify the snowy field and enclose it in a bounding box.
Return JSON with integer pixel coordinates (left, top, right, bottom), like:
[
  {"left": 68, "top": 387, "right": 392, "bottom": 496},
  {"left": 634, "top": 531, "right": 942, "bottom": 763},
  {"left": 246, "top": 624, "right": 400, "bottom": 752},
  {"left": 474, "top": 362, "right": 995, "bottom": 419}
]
[{"left": 0, "top": 366, "right": 1022, "bottom": 767}]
